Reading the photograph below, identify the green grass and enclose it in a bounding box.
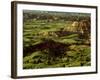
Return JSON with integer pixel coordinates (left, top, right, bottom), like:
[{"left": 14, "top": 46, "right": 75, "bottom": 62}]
[{"left": 23, "top": 19, "right": 91, "bottom": 69}]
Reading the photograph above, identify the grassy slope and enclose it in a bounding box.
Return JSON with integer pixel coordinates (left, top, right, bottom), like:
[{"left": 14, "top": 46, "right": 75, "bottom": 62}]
[{"left": 23, "top": 19, "right": 91, "bottom": 69}]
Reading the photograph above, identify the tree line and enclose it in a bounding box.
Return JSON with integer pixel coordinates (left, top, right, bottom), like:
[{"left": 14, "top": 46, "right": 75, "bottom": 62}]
[{"left": 23, "top": 11, "right": 90, "bottom": 22}]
